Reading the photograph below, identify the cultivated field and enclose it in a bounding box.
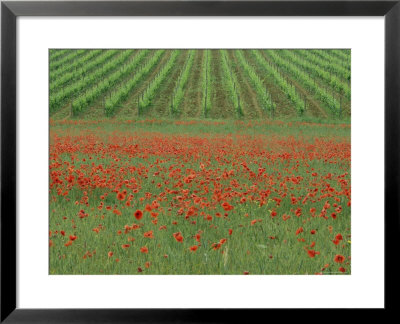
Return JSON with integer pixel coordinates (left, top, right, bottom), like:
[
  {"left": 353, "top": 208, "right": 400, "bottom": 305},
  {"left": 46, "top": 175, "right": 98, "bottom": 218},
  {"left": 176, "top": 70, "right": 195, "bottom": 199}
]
[
  {"left": 49, "top": 49, "right": 351, "bottom": 275},
  {"left": 49, "top": 49, "right": 351, "bottom": 121}
]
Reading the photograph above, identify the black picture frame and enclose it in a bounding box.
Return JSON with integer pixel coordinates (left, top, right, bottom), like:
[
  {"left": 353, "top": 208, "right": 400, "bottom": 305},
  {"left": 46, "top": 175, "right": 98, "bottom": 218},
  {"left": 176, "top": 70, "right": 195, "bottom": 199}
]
[{"left": 1, "top": 0, "right": 398, "bottom": 322}]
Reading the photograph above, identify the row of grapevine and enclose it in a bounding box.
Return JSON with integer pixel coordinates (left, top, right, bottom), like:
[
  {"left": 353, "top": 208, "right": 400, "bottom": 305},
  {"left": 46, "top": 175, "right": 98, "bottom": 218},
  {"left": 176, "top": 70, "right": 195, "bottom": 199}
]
[
  {"left": 49, "top": 49, "right": 88, "bottom": 71},
  {"left": 50, "top": 49, "right": 105, "bottom": 84},
  {"left": 265, "top": 50, "right": 342, "bottom": 116},
  {"left": 169, "top": 50, "right": 195, "bottom": 115},
  {"left": 220, "top": 50, "right": 243, "bottom": 117},
  {"left": 138, "top": 50, "right": 180, "bottom": 114},
  {"left": 296, "top": 50, "right": 350, "bottom": 82},
  {"left": 49, "top": 49, "right": 69, "bottom": 62},
  {"left": 235, "top": 50, "right": 274, "bottom": 112},
  {"left": 309, "top": 50, "right": 351, "bottom": 74},
  {"left": 327, "top": 49, "right": 351, "bottom": 64},
  {"left": 50, "top": 50, "right": 135, "bottom": 113},
  {"left": 71, "top": 50, "right": 149, "bottom": 115},
  {"left": 201, "top": 50, "right": 212, "bottom": 118},
  {"left": 250, "top": 50, "right": 304, "bottom": 115},
  {"left": 104, "top": 50, "right": 165, "bottom": 116},
  {"left": 281, "top": 50, "right": 351, "bottom": 100},
  {"left": 50, "top": 50, "right": 116, "bottom": 92}
]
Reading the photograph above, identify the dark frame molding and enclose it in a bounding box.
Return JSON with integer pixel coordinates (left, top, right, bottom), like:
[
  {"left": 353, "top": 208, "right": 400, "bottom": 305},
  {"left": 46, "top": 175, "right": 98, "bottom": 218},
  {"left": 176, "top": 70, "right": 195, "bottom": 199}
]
[{"left": 1, "top": 1, "right": 398, "bottom": 322}]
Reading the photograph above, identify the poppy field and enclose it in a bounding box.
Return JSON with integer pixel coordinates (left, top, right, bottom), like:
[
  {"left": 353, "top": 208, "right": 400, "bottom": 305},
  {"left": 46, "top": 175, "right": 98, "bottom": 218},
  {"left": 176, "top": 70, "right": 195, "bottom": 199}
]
[{"left": 49, "top": 120, "right": 351, "bottom": 275}]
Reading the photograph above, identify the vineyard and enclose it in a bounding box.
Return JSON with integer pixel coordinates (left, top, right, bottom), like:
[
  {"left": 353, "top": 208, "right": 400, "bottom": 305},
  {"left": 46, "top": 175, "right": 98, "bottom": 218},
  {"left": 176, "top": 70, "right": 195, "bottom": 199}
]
[{"left": 49, "top": 49, "right": 351, "bottom": 120}]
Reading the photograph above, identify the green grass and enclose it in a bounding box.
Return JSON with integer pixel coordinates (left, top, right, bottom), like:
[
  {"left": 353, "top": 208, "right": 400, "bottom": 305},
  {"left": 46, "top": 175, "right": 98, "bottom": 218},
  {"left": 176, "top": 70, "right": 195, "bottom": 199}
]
[{"left": 49, "top": 120, "right": 351, "bottom": 275}]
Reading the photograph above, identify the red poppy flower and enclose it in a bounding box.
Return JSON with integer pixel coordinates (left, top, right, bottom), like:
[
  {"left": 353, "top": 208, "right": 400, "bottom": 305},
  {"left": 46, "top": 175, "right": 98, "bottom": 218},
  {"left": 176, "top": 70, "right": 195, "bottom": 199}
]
[
  {"left": 117, "top": 192, "right": 125, "bottom": 201},
  {"left": 113, "top": 209, "right": 122, "bottom": 216},
  {"left": 339, "top": 267, "right": 346, "bottom": 273},
  {"left": 140, "top": 246, "right": 148, "bottom": 253},
  {"left": 334, "top": 254, "right": 345, "bottom": 263},
  {"left": 69, "top": 235, "right": 77, "bottom": 241},
  {"left": 143, "top": 230, "right": 154, "bottom": 238},
  {"left": 64, "top": 240, "right": 73, "bottom": 247},
  {"left": 173, "top": 232, "right": 183, "bottom": 243},
  {"left": 295, "top": 227, "right": 304, "bottom": 235},
  {"left": 134, "top": 210, "right": 143, "bottom": 220},
  {"left": 307, "top": 249, "right": 319, "bottom": 258},
  {"left": 212, "top": 243, "right": 222, "bottom": 250},
  {"left": 221, "top": 202, "right": 233, "bottom": 211},
  {"left": 335, "top": 233, "right": 343, "bottom": 241},
  {"left": 189, "top": 245, "right": 198, "bottom": 252}
]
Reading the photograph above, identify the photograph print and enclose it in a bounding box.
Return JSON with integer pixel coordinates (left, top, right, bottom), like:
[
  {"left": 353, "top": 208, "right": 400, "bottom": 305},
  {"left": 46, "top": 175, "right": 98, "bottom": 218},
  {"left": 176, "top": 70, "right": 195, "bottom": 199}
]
[{"left": 49, "top": 49, "right": 351, "bottom": 275}]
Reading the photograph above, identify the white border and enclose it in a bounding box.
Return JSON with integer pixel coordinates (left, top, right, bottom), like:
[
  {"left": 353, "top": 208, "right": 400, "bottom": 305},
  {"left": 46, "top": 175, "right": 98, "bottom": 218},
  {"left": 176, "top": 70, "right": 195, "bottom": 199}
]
[{"left": 17, "top": 17, "right": 384, "bottom": 308}]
